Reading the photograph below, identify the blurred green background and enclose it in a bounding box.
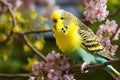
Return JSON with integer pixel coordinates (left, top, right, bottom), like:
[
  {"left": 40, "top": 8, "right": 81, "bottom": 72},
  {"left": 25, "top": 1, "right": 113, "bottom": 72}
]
[{"left": 0, "top": 0, "right": 120, "bottom": 80}]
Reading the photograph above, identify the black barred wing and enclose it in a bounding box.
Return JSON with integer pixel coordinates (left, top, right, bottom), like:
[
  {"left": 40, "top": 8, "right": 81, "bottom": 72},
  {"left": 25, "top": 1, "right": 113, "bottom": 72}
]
[
  {"left": 79, "top": 24, "right": 104, "bottom": 53},
  {"left": 78, "top": 24, "right": 118, "bottom": 60}
]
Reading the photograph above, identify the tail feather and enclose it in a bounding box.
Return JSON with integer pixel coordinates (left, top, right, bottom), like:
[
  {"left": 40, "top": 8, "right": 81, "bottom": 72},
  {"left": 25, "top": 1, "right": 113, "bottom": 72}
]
[
  {"left": 110, "top": 66, "right": 120, "bottom": 77},
  {"left": 105, "top": 65, "right": 120, "bottom": 80}
]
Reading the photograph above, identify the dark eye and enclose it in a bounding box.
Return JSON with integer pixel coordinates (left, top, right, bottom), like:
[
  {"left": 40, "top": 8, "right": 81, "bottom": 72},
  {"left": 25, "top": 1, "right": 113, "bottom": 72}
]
[
  {"left": 61, "top": 17, "right": 64, "bottom": 20},
  {"left": 64, "top": 25, "right": 68, "bottom": 29},
  {"left": 53, "top": 19, "right": 57, "bottom": 23}
]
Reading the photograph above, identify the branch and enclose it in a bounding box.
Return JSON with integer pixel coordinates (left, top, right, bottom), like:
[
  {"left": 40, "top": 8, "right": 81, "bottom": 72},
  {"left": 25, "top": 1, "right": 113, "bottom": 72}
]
[
  {"left": 14, "top": 29, "right": 53, "bottom": 61},
  {"left": 0, "top": 73, "right": 33, "bottom": 78},
  {"left": 81, "top": 18, "right": 89, "bottom": 22},
  {"left": 70, "top": 59, "right": 120, "bottom": 73},
  {"left": 84, "top": 59, "right": 120, "bottom": 71},
  {"left": 23, "top": 29, "right": 52, "bottom": 35},
  {"left": 110, "top": 24, "right": 120, "bottom": 41},
  {"left": 0, "top": 0, "right": 17, "bottom": 45},
  {"left": 108, "top": 7, "right": 120, "bottom": 17},
  {"left": 0, "top": 0, "right": 47, "bottom": 61},
  {"left": 17, "top": 32, "right": 47, "bottom": 62},
  {"left": 0, "top": 60, "right": 119, "bottom": 79},
  {"left": 0, "top": 0, "right": 8, "bottom": 6}
]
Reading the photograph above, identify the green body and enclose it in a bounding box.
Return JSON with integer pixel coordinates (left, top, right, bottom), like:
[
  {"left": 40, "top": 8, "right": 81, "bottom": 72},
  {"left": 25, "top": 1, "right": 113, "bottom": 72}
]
[{"left": 68, "top": 47, "right": 120, "bottom": 79}]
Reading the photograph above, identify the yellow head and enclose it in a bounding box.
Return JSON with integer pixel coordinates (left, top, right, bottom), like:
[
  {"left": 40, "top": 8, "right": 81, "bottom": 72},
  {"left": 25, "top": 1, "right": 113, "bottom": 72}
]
[
  {"left": 50, "top": 10, "right": 82, "bottom": 53},
  {"left": 50, "top": 10, "right": 79, "bottom": 35},
  {"left": 51, "top": 10, "right": 64, "bottom": 33}
]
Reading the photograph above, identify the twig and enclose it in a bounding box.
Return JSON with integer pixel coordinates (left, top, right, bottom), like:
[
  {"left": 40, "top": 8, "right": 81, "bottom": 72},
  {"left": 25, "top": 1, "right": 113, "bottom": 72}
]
[
  {"left": 23, "top": 29, "right": 52, "bottom": 35},
  {"left": 0, "top": 0, "right": 47, "bottom": 61},
  {"left": 0, "top": 0, "right": 8, "bottom": 6},
  {"left": 81, "top": 18, "right": 89, "bottom": 22},
  {"left": 110, "top": 24, "right": 120, "bottom": 41},
  {"left": 0, "top": 73, "right": 33, "bottom": 78},
  {"left": 70, "top": 59, "right": 120, "bottom": 73},
  {"left": 14, "top": 29, "right": 52, "bottom": 61},
  {"left": 0, "top": 0, "right": 17, "bottom": 45},
  {"left": 0, "top": 60, "right": 119, "bottom": 79},
  {"left": 108, "top": 7, "right": 120, "bottom": 17},
  {"left": 84, "top": 59, "right": 120, "bottom": 71},
  {"left": 17, "top": 32, "right": 46, "bottom": 62}
]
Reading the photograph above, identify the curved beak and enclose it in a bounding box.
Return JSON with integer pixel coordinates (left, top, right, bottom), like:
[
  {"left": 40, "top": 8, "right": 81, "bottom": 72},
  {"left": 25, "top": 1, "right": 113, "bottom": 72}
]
[{"left": 53, "top": 24, "right": 57, "bottom": 31}]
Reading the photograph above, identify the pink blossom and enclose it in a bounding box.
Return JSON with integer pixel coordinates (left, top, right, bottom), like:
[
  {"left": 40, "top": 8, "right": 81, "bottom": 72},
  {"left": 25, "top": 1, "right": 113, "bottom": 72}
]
[
  {"left": 60, "top": 63, "right": 70, "bottom": 71},
  {"left": 97, "top": 19, "right": 118, "bottom": 35},
  {"left": 59, "top": 56, "right": 70, "bottom": 71},
  {"left": 46, "top": 0, "right": 56, "bottom": 6},
  {"left": 55, "top": 53, "right": 61, "bottom": 59},
  {"left": 31, "top": 51, "right": 74, "bottom": 80},
  {"left": 11, "top": 0, "right": 23, "bottom": 10},
  {"left": 113, "top": 29, "right": 120, "bottom": 40},
  {"left": 100, "top": 39, "right": 111, "bottom": 50},
  {"left": 0, "top": 0, "right": 22, "bottom": 12},
  {"left": 47, "top": 69, "right": 61, "bottom": 80},
  {"left": 110, "top": 45, "right": 118, "bottom": 55},
  {"left": 83, "top": 0, "right": 109, "bottom": 23},
  {"left": 28, "top": 76, "right": 35, "bottom": 80},
  {"left": 83, "top": 10, "right": 97, "bottom": 23},
  {"left": 22, "top": 0, "right": 35, "bottom": 10},
  {"left": 35, "top": 0, "right": 46, "bottom": 4},
  {"left": 98, "top": 19, "right": 118, "bottom": 35},
  {"left": 40, "top": 77, "right": 45, "bottom": 80},
  {"left": 45, "top": 51, "right": 56, "bottom": 71},
  {"left": 96, "top": 20, "right": 119, "bottom": 55},
  {"left": 41, "top": 0, "right": 60, "bottom": 18},
  {"left": 95, "top": 1, "right": 109, "bottom": 22},
  {"left": 105, "top": 19, "right": 118, "bottom": 33},
  {"left": 63, "top": 74, "right": 75, "bottom": 80},
  {"left": 96, "top": 28, "right": 104, "bottom": 40},
  {"left": 32, "top": 62, "right": 45, "bottom": 75},
  {"left": 41, "top": 5, "right": 60, "bottom": 18},
  {"left": 46, "top": 51, "right": 56, "bottom": 63}
]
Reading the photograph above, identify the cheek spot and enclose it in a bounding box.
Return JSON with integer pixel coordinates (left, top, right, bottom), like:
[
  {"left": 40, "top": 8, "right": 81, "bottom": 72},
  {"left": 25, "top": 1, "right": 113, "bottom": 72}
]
[
  {"left": 62, "top": 27, "right": 66, "bottom": 33},
  {"left": 62, "top": 28, "right": 64, "bottom": 31}
]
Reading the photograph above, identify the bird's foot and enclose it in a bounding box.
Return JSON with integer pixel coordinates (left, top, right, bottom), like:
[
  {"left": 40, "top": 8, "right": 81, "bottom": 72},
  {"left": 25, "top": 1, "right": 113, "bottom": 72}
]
[{"left": 80, "top": 62, "right": 88, "bottom": 73}]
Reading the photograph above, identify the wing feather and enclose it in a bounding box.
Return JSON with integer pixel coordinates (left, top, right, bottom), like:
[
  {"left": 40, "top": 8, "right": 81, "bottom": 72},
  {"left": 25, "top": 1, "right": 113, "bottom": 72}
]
[{"left": 78, "top": 23, "right": 118, "bottom": 60}]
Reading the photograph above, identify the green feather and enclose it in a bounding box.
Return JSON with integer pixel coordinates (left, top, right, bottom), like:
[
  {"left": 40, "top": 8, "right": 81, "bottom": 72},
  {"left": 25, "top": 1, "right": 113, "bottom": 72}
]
[
  {"left": 67, "top": 47, "right": 120, "bottom": 79},
  {"left": 68, "top": 47, "right": 96, "bottom": 65}
]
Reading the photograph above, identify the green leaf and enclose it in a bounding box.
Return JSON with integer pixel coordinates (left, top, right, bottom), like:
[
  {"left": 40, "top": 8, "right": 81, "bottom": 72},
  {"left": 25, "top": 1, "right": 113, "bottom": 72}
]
[{"left": 111, "top": 40, "right": 120, "bottom": 45}]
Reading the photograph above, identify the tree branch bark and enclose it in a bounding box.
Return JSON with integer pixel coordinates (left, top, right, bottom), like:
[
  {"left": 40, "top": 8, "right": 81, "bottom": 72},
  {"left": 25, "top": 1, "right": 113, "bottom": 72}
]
[
  {"left": 110, "top": 24, "right": 120, "bottom": 41},
  {"left": 17, "top": 32, "right": 47, "bottom": 62},
  {"left": 108, "top": 7, "right": 120, "bottom": 17},
  {"left": 84, "top": 59, "right": 120, "bottom": 71},
  {"left": 0, "top": 73, "right": 33, "bottom": 78},
  {"left": 23, "top": 29, "right": 52, "bottom": 35},
  {"left": 70, "top": 59, "right": 120, "bottom": 73},
  {"left": 0, "top": 0, "right": 17, "bottom": 45},
  {"left": 0, "top": 59, "right": 120, "bottom": 78}
]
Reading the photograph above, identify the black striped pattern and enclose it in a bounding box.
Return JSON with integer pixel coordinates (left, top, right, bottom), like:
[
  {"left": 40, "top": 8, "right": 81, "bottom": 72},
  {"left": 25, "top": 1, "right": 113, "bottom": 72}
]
[{"left": 79, "top": 24, "right": 104, "bottom": 53}]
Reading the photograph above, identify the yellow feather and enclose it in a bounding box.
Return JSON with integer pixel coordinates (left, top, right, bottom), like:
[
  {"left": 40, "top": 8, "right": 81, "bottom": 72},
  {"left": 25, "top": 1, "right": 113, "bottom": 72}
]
[
  {"left": 88, "top": 45, "right": 103, "bottom": 51},
  {"left": 54, "top": 22, "right": 82, "bottom": 53},
  {"left": 51, "top": 10, "right": 82, "bottom": 53}
]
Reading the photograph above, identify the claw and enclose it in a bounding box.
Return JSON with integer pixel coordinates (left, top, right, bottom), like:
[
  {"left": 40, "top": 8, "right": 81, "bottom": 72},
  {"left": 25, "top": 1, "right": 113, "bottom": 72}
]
[{"left": 81, "top": 62, "right": 89, "bottom": 73}]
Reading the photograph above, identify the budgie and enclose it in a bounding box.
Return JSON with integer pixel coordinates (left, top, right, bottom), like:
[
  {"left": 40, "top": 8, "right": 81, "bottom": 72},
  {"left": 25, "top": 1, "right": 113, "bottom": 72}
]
[{"left": 50, "top": 10, "right": 120, "bottom": 80}]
